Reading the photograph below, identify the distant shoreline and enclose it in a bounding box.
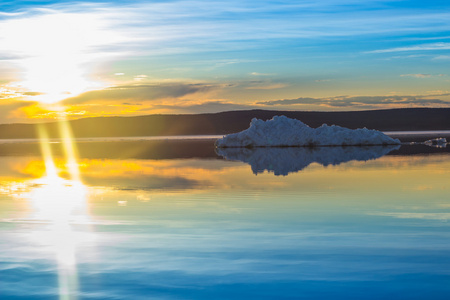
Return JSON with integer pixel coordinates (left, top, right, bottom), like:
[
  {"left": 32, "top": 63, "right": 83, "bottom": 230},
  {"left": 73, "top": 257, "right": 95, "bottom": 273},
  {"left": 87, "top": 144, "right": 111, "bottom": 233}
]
[
  {"left": 0, "top": 108, "right": 449, "bottom": 139},
  {"left": 1, "top": 130, "right": 449, "bottom": 144},
  {"left": 0, "top": 133, "right": 447, "bottom": 161}
]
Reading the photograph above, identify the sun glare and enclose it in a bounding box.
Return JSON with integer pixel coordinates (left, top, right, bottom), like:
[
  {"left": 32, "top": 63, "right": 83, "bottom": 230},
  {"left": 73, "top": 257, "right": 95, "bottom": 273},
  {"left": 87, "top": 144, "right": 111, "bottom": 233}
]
[{"left": 1, "top": 11, "right": 119, "bottom": 103}]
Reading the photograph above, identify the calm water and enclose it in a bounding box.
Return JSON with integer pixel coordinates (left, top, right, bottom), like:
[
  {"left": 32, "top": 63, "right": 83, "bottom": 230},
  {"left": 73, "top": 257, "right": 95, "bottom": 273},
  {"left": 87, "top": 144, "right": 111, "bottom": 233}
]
[{"left": 0, "top": 139, "right": 449, "bottom": 299}]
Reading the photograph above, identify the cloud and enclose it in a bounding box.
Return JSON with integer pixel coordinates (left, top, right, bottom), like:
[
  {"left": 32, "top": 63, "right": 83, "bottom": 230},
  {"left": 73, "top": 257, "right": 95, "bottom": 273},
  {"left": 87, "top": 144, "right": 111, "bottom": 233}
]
[
  {"left": 257, "top": 94, "right": 450, "bottom": 109},
  {"left": 4, "top": 1, "right": 450, "bottom": 60},
  {"left": 433, "top": 55, "right": 450, "bottom": 60},
  {"left": 61, "top": 83, "right": 218, "bottom": 105},
  {"left": 250, "top": 72, "right": 274, "bottom": 76},
  {"left": 0, "top": 54, "right": 24, "bottom": 60},
  {"left": 22, "top": 91, "right": 44, "bottom": 96},
  {"left": 239, "top": 80, "right": 288, "bottom": 90},
  {"left": 134, "top": 75, "right": 148, "bottom": 81},
  {"left": 146, "top": 101, "right": 255, "bottom": 114},
  {"left": 400, "top": 74, "right": 432, "bottom": 78},
  {"left": 400, "top": 74, "right": 446, "bottom": 78},
  {"left": 257, "top": 97, "right": 318, "bottom": 106},
  {"left": 245, "top": 83, "right": 287, "bottom": 90},
  {"left": 368, "top": 42, "right": 450, "bottom": 54},
  {"left": 0, "top": 99, "right": 35, "bottom": 123}
]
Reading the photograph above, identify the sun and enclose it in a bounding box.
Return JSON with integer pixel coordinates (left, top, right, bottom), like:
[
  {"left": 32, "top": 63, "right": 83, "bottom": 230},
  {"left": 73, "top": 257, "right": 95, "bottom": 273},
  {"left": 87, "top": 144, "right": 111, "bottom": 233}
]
[{"left": 1, "top": 10, "right": 120, "bottom": 104}]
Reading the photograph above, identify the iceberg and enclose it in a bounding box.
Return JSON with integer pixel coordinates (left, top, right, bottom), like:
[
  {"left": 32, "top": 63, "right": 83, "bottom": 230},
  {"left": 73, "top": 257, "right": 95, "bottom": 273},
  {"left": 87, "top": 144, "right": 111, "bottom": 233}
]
[
  {"left": 215, "top": 116, "right": 401, "bottom": 148},
  {"left": 217, "top": 145, "right": 400, "bottom": 176}
]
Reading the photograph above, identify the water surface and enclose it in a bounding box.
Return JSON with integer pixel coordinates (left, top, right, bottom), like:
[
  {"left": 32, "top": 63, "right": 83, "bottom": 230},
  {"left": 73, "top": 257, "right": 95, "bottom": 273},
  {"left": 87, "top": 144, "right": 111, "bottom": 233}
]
[{"left": 0, "top": 139, "right": 449, "bottom": 299}]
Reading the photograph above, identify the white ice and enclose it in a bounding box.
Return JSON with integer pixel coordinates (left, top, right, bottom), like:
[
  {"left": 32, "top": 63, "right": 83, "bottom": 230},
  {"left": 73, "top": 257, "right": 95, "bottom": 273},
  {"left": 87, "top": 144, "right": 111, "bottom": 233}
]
[
  {"left": 424, "top": 137, "right": 447, "bottom": 148},
  {"left": 215, "top": 116, "right": 401, "bottom": 148}
]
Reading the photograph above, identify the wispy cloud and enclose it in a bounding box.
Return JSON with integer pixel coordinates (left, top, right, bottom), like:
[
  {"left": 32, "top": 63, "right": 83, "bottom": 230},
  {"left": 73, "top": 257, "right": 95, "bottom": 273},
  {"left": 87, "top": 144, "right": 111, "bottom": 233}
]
[
  {"left": 433, "top": 55, "right": 450, "bottom": 60},
  {"left": 400, "top": 74, "right": 446, "bottom": 78},
  {"left": 245, "top": 83, "right": 287, "bottom": 90},
  {"left": 1, "top": 1, "right": 450, "bottom": 121},
  {"left": 3, "top": 1, "right": 450, "bottom": 60},
  {"left": 250, "top": 72, "right": 274, "bottom": 76},
  {"left": 61, "top": 83, "right": 218, "bottom": 105},
  {"left": 257, "top": 94, "right": 450, "bottom": 109},
  {"left": 315, "top": 79, "right": 333, "bottom": 82},
  {"left": 401, "top": 74, "right": 432, "bottom": 78},
  {"left": 368, "top": 42, "right": 450, "bottom": 54},
  {"left": 147, "top": 101, "right": 255, "bottom": 114}
]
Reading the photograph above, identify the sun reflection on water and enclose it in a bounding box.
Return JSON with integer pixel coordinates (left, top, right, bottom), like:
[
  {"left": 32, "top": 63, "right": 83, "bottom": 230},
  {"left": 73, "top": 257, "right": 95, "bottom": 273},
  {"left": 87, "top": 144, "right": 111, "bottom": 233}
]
[
  {"left": 28, "top": 176, "right": 87, "bottom": 223},
  {"left": 18, "top": 122, "right": 90, "bottom": 300}
]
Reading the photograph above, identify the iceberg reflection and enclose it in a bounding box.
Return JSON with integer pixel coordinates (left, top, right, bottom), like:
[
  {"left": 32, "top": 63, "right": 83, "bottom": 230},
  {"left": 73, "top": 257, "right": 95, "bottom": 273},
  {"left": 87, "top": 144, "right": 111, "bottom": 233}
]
[{"left": 217, "top": 145, "right": 400, "bottom": 176}]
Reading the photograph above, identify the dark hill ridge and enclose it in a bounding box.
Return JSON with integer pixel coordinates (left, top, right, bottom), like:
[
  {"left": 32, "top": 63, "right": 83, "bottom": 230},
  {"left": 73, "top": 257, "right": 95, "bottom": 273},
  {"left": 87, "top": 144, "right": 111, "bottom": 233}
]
[{"left": 0, "top": 108, "right": 448, "bottom": 139}]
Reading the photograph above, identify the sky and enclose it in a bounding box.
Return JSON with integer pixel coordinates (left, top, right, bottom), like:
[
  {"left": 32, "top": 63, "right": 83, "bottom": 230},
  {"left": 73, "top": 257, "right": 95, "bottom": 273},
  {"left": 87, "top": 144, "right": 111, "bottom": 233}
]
[{"left": 0, "top": 0, "right": 450, "bottom": 123}]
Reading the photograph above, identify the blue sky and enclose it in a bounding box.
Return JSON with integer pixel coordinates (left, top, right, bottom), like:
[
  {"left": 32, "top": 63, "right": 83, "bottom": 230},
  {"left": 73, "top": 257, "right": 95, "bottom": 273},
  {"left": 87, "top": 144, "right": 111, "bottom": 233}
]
[{"left": 0, "top": 0, "right": 449, "bottom": 122}]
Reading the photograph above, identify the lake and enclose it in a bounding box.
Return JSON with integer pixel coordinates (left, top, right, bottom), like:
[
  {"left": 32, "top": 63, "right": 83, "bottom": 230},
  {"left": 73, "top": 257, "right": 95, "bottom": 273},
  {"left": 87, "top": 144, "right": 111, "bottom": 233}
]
[{"left": 0, "top": 137, "right": 449, "bottom": 299}]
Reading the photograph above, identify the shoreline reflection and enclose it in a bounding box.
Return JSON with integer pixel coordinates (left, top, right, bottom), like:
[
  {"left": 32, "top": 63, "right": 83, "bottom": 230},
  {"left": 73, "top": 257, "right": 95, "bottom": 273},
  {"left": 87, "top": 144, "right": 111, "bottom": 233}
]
[{"left": 217, "top": 145, "right": 400, "bottom": 176}]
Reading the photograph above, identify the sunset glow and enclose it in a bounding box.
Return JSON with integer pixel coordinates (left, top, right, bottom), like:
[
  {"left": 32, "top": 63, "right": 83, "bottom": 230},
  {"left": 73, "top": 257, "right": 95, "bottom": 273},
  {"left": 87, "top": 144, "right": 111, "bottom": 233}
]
[
  {"left": 0, "top": 1, "right": 449, "bottom": 122},
  {"left": 1, "top": 10, "right": 119, "bottom": 104},
  {"left": 0, "top": 2, "right": 449, "bottom": 300}
]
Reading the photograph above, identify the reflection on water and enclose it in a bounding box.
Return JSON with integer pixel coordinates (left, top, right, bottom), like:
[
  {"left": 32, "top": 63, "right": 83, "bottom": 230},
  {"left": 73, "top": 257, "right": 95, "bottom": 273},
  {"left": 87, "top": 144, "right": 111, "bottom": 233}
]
[
  {"left": 423, "top": 137, "right": 448, "bottom": 148},
  {"left": 7, "top": 122, "right": 90, "bottom": 300},
  {"left": 0, "top": 141, "right": 450, "bottom": 299},
  {"left": 27, "top": 176, "right": 87, "bottom": 300},
  {"left": 217, "top": 145, "right": 400, "bottom": 175}
]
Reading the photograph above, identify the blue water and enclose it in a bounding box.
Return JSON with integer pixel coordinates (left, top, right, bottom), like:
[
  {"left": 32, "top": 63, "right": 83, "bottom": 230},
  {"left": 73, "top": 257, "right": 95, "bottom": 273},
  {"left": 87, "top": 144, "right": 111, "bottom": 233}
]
[{"left": 0, "top": 141, "right": 449, "bottom": 299}]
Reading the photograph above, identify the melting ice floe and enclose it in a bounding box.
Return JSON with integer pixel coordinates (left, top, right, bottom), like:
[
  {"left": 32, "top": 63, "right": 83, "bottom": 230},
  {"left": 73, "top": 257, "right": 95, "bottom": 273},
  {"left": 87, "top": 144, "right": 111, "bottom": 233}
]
[
  {"left": 215, "top": 116, "right": 401, "bottom": 148},
  {"left": 216, "top": 145, "right": 400, "bottom": 176}
]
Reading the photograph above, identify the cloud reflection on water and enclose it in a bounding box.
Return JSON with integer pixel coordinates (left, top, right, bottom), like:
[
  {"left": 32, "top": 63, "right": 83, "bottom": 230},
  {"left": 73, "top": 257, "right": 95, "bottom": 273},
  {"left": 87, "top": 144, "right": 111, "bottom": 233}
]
[{"left": 217, "top": 145, "right": 400, "bottom": 176}]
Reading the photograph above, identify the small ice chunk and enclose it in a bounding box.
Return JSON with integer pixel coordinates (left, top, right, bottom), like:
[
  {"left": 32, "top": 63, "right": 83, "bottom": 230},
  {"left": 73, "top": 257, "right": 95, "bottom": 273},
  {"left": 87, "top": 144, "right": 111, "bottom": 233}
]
[
  {"left": 424, "top": 137, "right": 447, "bottom": 148},
  {"left": 215, "top": 116, "right": 400, "bottom": 148}
]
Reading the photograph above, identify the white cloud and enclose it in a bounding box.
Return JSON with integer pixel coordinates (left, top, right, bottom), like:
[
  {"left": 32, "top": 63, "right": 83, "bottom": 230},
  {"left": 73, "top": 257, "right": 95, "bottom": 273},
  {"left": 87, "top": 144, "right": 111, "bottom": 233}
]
[
  {"left": 433, "top": 55, "right": 450, "bottom": 60},
  {"left": 250, "top": 72, "right": 274, "bottom": 76},
  {"left": 400, "top": 74, "right": 447, "bottom": 78},
  {"left": 4, "top": 1, "right": 450, "bottom": 60},
  {"left": 368, "top": 42, "right": 450, "bottom": 54},
  {"left": 133, "top": 75, "right": 148, "bottom": 81},
  {"left": 400, "top": 74, "right": 432, "bottom": 78}
]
